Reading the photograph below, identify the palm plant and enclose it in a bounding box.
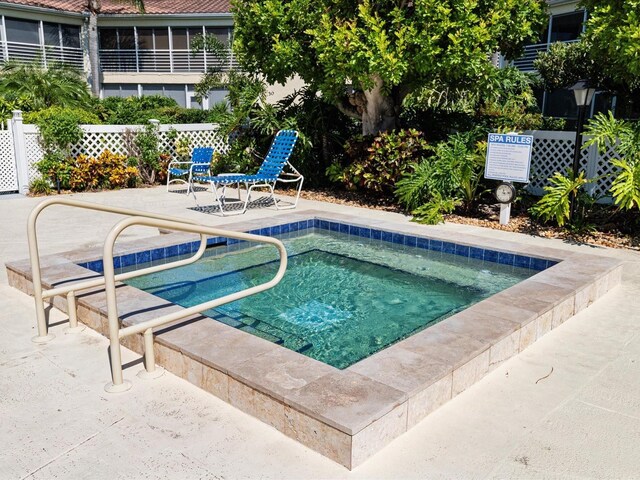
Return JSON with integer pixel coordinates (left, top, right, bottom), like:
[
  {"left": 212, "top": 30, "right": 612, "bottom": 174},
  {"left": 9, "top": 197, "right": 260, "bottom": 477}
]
[{"left": 0, "top": 60, "right": 91, "bottom": 111}]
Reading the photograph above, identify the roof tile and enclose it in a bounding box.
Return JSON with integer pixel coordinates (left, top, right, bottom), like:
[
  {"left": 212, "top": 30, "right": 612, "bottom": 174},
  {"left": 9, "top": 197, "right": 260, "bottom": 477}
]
[{"left": 0, "top": 0, "right": 231, "bottom": 14}]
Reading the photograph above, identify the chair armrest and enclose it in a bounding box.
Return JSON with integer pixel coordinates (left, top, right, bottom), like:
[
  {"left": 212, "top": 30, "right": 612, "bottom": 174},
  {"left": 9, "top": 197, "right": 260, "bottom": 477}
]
[{"left": 168, "top": 160, "right": 194, "bottom": 168}]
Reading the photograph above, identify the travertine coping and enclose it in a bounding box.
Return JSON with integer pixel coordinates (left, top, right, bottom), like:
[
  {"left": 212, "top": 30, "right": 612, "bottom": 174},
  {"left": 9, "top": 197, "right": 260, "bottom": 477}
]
[{"left": 6, "top": 210, "right": 623, "bottom": 470}]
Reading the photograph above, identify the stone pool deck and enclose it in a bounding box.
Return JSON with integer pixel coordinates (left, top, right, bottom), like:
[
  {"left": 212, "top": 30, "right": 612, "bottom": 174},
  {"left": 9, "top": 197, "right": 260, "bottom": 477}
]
[{"left": 1, "top": 187, "right": 640, "bottom": 478}]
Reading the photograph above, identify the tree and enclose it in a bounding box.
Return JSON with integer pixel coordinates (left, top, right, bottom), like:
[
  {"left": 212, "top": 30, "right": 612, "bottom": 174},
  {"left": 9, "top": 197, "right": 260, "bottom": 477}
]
[
  {"left": 232, "top": 0, "right": 547, "bottom": 135},
  {"left": 87, "top": 0, "right": 145, "bottom": 96},
  {"left": 580, "top": 0, "right": 640, "bottom": 90},
  {"left": 0, "top": 61, "right": 91, "bottom": 111}
]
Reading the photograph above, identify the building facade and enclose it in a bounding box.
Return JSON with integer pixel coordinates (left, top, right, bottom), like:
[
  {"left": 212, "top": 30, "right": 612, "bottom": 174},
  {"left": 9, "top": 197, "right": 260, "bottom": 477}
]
[{"left": 0, "top": 0, "right": 238, "bottom": 108}]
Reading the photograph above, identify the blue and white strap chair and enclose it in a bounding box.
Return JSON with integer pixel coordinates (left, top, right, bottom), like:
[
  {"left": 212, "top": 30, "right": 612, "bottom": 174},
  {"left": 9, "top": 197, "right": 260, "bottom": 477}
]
[
  {"left": 166, "top": 146, "right": 215, "bottom": 194},
  {"left": 197, "top": 130, "right": 302, "bottom": 215}
]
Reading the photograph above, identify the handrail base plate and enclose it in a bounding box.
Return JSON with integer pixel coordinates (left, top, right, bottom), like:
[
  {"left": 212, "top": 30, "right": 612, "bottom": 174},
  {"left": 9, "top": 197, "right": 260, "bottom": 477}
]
[
  {"left": 104, "top": 380, "right": 133, "bottom": 393},
  {"left": 137, "top": 367, "right": 165, "bottom": 380},
  {"left": 31, "top": 334, "right": 55, "bottom": 344}
]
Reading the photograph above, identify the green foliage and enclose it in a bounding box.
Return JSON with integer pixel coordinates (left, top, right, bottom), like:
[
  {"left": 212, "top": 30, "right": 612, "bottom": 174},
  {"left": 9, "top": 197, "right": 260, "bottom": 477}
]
[
  {"left": 232, "top": 0, "right": 548, "bottom": 134},
  {"left": 580, "top": 0, "right": 640, "bottom": 91},
  {"left": 585, "top": 112, "right": 640, "bottom": 210},
  {"left": 133, "top": 123, "right": 161, "bottom": 183},
  {"left": 534, "top": 42, "right": 601, "bottom": 91},
  {"left": 0, "top": 61, "right": 90, "bottom": 116},
  {"left": 24, "top": 106, "right": 101, "bottom": 126},
  {"left": 331, "top": 129, "right": 429, "bottom": 194},
  {"left": 411, "top": 194, "right": 460, "bottom": 225},
  {"left": 395, "top": 130, "right": 487, "bottom": 218},
  {"left": 530, "top": 171, "right": 591, "bottom": 226},
  {"left": 28, "top": 176, "right": 52, "bottom": 195},
  {"left": 402, "top": 67, "right": 545, "bottom": 139},
  {"left": 97, "top": 95, "right": 209, "bottom": 125},
  {"left": 31, "top": 106, "right": 94, "bottom": 190}
]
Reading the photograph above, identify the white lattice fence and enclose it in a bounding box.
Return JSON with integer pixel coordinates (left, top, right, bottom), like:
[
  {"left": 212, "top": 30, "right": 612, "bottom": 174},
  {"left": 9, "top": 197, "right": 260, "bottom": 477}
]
[
  {"left": 22, "top": 122, "right": 228, "bottom": 183},
  {"left": 0, "top": 127, "right": 17, "bottom": 193},
  {"left": 526, "top": 130, "right": 620, "bottom": 202},
  {"left": 23, "top": 125, "right": 45, "bottom": 182}
]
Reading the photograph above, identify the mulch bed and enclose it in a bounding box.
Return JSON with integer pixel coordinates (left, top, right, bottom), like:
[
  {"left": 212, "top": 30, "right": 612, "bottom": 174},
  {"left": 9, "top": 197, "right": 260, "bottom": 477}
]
[{"left": 291, "top": 188, "right": 640, "bottom": 251}]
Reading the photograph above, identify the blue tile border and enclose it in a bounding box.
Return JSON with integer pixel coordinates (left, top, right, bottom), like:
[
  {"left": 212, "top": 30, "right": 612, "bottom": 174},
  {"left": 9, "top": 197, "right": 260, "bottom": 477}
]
[{"left": 80, "top": 217, "right": 556, "bottom": 274}]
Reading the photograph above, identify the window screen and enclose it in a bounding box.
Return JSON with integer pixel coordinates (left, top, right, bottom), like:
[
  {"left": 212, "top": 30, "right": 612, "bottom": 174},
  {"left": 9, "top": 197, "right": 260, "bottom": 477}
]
[
  {"left": 99, "top": 28, "right": 118, "bottom": 49},
  {"left": 43, "top": 23, "right": 59, "bottom": 46},
  {"left": 61, "top": 25, "right": 80, "bottom": 48},
  {"left": 549, "top": 11, "right": 584, "bottom": 43},
  {"left": 5, "top": 18, "right": 39, "bottom": 44}
]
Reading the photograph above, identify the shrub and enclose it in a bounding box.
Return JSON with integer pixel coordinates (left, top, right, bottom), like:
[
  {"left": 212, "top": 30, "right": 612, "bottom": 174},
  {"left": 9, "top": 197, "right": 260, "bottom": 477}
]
[
  {"left": 329, "top": 129, "right": 429, "bottom": 194},
  {"left": 133, "top": 123, "right": 161, "bottom": 184},
  {"left": 23, "top": 106, "right": 101, "bottom": 126},
  {"left": 395, "top": 130, "right": 487, "bottom": 224},
  {"left": 29, "top": 176, "right": 52, "bottom": 195},
  {"left": 97, "top": 95, "right": 210, "bottom": 125},
  {"left": 69, "top": 151, "right": 139, "bottom": 191}
]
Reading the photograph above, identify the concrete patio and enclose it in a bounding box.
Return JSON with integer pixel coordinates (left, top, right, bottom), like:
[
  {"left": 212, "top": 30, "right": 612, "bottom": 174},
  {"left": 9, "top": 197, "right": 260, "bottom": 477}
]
[{"left": 1, "top": 187, "right": 639, "bottom": 479}]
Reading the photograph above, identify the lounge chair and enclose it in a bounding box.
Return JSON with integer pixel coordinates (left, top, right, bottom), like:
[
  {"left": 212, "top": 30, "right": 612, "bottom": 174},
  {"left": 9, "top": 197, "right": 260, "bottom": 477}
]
[
  {"left": 196, "top": 130, "right": 303, "bottom": 215},
  {"left": 166, "top": 146, "right": 215, "bottom": 194}
]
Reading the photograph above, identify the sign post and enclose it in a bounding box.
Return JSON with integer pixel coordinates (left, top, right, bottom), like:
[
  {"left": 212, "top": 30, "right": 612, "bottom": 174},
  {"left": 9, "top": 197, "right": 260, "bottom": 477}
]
[{"left": 484, "top": 133, "right": 534, "bottom": 225}]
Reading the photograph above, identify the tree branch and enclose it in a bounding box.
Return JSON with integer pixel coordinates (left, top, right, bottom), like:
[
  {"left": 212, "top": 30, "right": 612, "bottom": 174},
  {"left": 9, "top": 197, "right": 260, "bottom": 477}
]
[{"left": 335, "top": 97, "right": 362, "bottom": 120}]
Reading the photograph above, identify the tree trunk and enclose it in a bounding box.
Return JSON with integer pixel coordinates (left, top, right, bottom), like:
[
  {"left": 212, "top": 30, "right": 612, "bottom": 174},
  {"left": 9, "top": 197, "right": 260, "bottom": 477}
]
[
  {"left": 87, "top": 1, "right": 101, "bottom": 97},
  {"left": 361, "top": 75, "right": 397, "bottom": 136}
]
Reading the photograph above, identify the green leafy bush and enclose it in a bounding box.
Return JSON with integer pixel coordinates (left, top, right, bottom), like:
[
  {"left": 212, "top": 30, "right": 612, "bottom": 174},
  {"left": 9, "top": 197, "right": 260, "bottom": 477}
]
[
  {"left": 97, "top": 95, "right": 210, "bottom": 125},
  {"left": 133, "top": 123, "right": 161, "bottom": 184},
  {"left": 31, "top": 106, "right": 96, "bottom": 190},
  {"left": 530, "top": 171, "right": 592, "bottom": 226},
  {"left": 330, "top": 129, "right": 429, "bottom": 194},
  {"left": 23, "top": 106, "right": 101, "bottom": 125},
  {"left": 395, "top": 130, "right": 487, "bottom": 223}
]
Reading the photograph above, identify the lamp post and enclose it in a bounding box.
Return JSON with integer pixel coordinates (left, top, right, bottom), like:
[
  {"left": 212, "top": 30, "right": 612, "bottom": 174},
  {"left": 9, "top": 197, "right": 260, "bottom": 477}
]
[{"left": 569, "top": 80, "right": 596, "bottom": 220}]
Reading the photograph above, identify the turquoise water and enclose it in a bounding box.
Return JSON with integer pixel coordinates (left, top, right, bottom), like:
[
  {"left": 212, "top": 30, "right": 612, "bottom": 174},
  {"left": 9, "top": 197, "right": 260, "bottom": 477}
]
[{"left": 126, "top": 231, "right": 534, "bottom": 368}]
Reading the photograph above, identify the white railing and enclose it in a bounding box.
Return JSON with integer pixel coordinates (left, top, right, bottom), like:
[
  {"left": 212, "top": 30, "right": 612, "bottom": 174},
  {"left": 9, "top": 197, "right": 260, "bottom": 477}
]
[
  {"left": 27, "top": 198, "right": 287, "bottom": 392},
  {"left": 1, "top": 40, "right": 84, "bottom": 70},
  {"left": 99, "top": 48, "right": 238, "bottom": 73}
]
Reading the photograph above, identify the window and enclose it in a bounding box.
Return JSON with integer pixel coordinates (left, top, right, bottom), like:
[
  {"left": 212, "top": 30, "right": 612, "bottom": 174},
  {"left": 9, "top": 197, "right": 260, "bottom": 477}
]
[
  {"left": 206, "top": 27, "right": 229, "bottom": 46},
  {"left": 61, "top": 25, "right": 80, "bottom": 48},
  {"left": 99, "top": 29, "right": 118, "bottom": 49},
  {"left": 549, "top": 11, "right": 584, "bottom": 43},
  {"left": 118, "top": 28, "right": 135, "bottom": 50},
  {"left": 137, "top": 28, "right": 153, "bottom": 50},
  {"left": 43, "top": 23, "right": 59, "bottom": 46},
  {"left": 171, "top": 28, "right": 188, "bottom": 49},
  {"left": 154, "top": 28, "right": 169, "bottom": 50},
  {"left": 543, "top": 89, "right": 577, "bottom": 118},
  {"left": 5, "top": 18, "right": 39, "bottom": 44}
]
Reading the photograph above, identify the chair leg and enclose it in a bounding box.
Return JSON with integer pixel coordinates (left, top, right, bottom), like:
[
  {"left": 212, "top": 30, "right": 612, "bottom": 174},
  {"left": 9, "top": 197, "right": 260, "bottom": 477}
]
[{"left": 274, "top": 176, "right": 304, "bottom": 210}]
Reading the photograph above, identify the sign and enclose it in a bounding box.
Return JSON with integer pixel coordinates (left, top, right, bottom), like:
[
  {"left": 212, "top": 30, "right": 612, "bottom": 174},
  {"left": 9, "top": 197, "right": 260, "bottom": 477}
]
[{"left": 484, "top": 133, "right": 533, "bottom": 183}]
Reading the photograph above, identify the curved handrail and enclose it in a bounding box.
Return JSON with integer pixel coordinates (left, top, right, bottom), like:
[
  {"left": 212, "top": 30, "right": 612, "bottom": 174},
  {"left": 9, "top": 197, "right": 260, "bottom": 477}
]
[
  {"left": 102, "top": 216, "right": 287, "bottom": 392},
  {"left": 27, "top": 198, "right": 206, "bottom": 343}
]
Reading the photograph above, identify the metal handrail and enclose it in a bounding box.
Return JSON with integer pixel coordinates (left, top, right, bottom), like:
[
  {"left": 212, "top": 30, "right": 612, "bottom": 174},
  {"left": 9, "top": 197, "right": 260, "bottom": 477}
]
[
  {"left": 102, "top": 216, "right": 287, "bottom": 393},
  {"left": 28, "top": 198, "right": 208, "bottom": 343}
]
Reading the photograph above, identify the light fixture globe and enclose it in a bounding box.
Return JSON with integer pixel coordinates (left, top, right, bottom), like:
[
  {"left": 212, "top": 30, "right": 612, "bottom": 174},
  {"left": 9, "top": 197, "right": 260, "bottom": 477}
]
[{"left": 570, "top": 80, "right": 596, "bottom": 107}]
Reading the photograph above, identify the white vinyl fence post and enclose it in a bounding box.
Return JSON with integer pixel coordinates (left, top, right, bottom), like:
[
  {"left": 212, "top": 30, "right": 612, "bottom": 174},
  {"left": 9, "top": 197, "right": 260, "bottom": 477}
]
[{"left": 11, "top": 110, "right": 30, "bottom": 194}]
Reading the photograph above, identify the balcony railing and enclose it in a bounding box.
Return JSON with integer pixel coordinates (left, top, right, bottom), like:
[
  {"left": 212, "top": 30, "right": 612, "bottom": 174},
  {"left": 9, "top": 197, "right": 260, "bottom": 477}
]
[
  {"left": 99, "top": 48, "right": 239, "bottom": 73},
  {"left": 0, "top": 40, "right": 83, "bottom": 70},
  {"left": 512, "top": 40, "right": 578, "bottom": 72}
]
